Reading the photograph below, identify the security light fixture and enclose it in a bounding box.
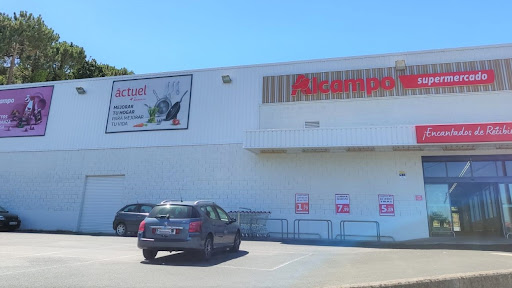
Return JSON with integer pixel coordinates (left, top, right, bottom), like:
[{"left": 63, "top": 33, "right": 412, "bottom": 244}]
[
  {"left": 76, "top": 87, "right": 86, "bottom": 94},
  {"left": 222, "top": 75, "right": 232, "bottom": 84},
  {"left": 395, "top": 60, "right": 406, "bottom": 71}
]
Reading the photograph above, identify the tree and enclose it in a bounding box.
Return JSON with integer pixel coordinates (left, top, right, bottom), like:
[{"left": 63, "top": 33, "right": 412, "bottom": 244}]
[
  {"left": 0, "top": 11, "right": 133, "bottom": 85},
  {"left": 0, "top": 11, "right": 59, "bottom": 84},
  {"left": 48, "top": 41, "right": 86, "bottom": 81},
  {"left": 74, "top": 58, "right": 133, "bottom": 79}
]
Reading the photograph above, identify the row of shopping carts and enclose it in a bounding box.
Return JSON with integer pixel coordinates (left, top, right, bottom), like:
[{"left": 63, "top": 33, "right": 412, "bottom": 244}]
[{"left": 228, "top": 210, "right": 271, "bottom": 238}]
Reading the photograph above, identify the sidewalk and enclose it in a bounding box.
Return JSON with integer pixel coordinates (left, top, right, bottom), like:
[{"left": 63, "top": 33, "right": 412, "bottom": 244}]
[{"left": 277, "top": 235, "right": 512, "bottom": 252}]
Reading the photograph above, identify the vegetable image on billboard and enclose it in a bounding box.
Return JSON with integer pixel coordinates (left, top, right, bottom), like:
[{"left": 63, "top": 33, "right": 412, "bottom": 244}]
[
  {"left": 0, "top": 86, "right": 53, "bottom": 138},
  {"left": 106, "top": 75, "right": 192, "bottom": 133}
]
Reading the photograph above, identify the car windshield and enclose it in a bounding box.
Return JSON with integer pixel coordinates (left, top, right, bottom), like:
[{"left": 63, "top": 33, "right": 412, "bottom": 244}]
[
  {"left": 148, "top": 205, "right": 195, "bottom": 219},
  {"left": 0, "top": 206, "right": 7, "bottom": 212}
]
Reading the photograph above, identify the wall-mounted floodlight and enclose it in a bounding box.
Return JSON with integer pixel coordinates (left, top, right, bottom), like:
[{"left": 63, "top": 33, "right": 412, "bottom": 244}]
[
  {"left": 76, "top": 87, "right": 86, "bottom": 94},
  {"left": 395, "top": 60, "right": 406, "bottom": 71},
  {"left": 222, "top": 75, "right": 232, "bottom": 84}
]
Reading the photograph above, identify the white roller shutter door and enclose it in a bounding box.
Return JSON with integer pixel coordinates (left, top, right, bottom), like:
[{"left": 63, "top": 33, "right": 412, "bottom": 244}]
[{"left": 79, "top": 176, "right": 125, "bottom": 233}]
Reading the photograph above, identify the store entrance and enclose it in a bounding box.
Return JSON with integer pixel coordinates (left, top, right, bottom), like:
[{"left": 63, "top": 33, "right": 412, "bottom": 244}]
[
  {"left": 449, "top": 183, "right": 502, "bottom": 236},
  {"left": 422, "top": 155, "right": 512, "bottom": 238}
]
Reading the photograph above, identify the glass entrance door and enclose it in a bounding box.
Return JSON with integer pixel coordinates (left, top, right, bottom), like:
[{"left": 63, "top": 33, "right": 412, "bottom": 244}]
[
  {"left": 498, "top": 184, "right": 512, "bottom": 238},
  {"left": 449, "top": 183, "right": 502, "bottom": 236},
  {"left": 425, "top": 184, "right": 454, "bottom": 236}
]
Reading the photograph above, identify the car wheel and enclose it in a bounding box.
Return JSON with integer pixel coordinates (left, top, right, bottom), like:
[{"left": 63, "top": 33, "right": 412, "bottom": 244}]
[
  {"left": 202, "top": 236, "right": 213, "bottom": 260},
  {"left": 115, "top": 223, "right": 127, "bottom": 236},
  {"left": 230, "top": 232, "right": 241, "bottom": 252},
  {"left": 143, "top": 249, "right": 158, "bottom": 260}
]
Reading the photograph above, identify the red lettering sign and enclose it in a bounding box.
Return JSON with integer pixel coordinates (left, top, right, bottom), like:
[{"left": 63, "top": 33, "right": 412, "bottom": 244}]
[
  {"left": 335, "top": 194, "right": 350, "bottom": 214},
  {"left": 295, "top": 193, "right": 309, "bottom": 214},
  {"left": 291, "top": 75, "right": 395, "bottom": 97},
  {"left": 416, "top": 122, "right": 512, "bottom": 144},
  {"left": 379, "top": 194, "right": 395, "bottom": 216},
  {"left": 399, "top": 70, "right": 494, "bottom": 89}
]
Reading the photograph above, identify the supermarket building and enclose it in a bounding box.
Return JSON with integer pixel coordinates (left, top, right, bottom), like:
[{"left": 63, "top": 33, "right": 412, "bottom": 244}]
[{"left": 1, "top": 44, "right": 512, "bottom": 241}]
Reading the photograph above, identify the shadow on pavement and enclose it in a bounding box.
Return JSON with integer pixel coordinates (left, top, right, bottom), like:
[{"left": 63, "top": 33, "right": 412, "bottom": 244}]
[{"left": 140, "top": 250, "right": 249, "bottom": 267}]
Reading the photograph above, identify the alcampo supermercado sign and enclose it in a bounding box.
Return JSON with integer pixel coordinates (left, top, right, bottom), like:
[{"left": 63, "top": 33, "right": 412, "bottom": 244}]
[
  {"left": 290, "top": 69, "right": 494, "bottom": 97},
  {"left": 262, "top": 58, "right": 511, "bottom": 103}
]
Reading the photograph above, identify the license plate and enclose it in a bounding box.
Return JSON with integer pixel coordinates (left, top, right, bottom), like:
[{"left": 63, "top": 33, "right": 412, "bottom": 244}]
[
  {"left": 9, "top": 222, "right": 17, "bottom": 225},
  {"left": 157, "top": 228, "right": 175, "bottom": 235}
]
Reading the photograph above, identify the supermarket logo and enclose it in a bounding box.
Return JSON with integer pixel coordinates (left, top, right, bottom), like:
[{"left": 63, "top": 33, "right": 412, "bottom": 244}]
[
  {"left": 291, "top": 74, "right": 395, "bottom": 96},
  {"left": 0, "top": 98, "right": 14, "bottom": 105}
]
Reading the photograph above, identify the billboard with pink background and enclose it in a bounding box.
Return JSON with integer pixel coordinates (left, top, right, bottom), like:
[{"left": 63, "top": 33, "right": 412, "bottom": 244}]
[{"left": 0, "top": 86, "right": 53, "bottom": 138}]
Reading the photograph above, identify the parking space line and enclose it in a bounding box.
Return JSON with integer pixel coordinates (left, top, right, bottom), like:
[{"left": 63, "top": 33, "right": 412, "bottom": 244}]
[
  {"left": 0, "top": 254, "right": 139, "bottom": 276},
  {"left": 269, "top": 253, "right": 312, "bottom": 270},
  {"left": 219, "top": 253, "right": 312, "bottom": 271},
  {"left": 491, "top": 252, "right": 512, "bottom": 257}
]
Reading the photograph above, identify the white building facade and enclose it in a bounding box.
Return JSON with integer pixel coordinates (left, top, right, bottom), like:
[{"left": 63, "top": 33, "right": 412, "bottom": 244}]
[{"left": 1, "top": 44, "right": 512, "bottom": 241}]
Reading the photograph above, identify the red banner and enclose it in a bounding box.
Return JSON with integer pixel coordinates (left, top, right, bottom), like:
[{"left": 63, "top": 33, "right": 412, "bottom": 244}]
[
  {"left": 399, "top": 70, "right": 494, "bottom": 89},
  {"left": 416, "top": 122, "right": 512, "bottom": 143}
]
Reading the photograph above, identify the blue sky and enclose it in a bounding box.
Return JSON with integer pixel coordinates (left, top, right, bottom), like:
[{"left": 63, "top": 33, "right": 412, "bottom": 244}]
[{"left": 2, "top": 0, "right": 512, "bottom": 74}]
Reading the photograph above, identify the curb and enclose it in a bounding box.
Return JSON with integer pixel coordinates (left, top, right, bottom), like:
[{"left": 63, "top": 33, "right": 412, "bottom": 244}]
[{"left": 336, "top": 269, "right": 512, "bottom": 288}]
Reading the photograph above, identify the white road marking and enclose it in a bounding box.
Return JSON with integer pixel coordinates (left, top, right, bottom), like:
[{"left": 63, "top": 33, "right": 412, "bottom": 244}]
[
  {"left": 491, "top": 252, "right": 512, "bottom": 257},
  {"left": 269, "top": 253, "right": 312, "bottom": 270},
  {"left": 219, "top": 253, "right": 312, "bottom": 271},
  {"left": 0, "top": 254, "right": 139, "bottom": 276}
]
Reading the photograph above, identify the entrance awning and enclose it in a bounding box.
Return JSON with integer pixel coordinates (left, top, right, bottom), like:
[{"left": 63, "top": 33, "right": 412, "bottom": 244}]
[{"left": 243, "top": 125, "right": 512, "bottom": 153}]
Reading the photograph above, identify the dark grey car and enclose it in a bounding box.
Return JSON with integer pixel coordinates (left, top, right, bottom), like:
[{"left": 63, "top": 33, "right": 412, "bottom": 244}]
[
  {"left": 137, "top": 200, "right": 241, "bottom": 260},
  {"left": 113, "top": 203, "right": 155, "bottom": 236},
  {"left": 0, "top": 205, "right": 21, "bottom": 231}
]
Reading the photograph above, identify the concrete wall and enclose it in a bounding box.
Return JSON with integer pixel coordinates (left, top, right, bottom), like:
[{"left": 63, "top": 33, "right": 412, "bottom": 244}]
[{"left": 0, "top": 144, "right": 431, "bottom": 240}]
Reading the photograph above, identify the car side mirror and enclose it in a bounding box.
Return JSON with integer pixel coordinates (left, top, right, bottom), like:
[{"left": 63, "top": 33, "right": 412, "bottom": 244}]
[{"left": 229, "top": 218, "right": 237, "bottom": 224}]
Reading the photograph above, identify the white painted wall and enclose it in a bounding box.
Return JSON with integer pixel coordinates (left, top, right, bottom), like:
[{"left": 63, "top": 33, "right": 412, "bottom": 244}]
[
  {"left": 259, "top": 91, "right": 512, "bottom": 130},
  {"left": 0, "top": 144, "right": 432, "bottom": 240},
  {"left": 1, "top": 44, "right": 512, "bottom": 239}
]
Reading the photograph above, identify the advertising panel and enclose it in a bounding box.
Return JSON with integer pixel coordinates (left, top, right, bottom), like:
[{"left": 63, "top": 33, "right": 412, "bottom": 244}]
[
  {"left": 379, "top": 194, "right": 395, "bottom": 216},
  {"left": 295, "top": 193, "right": 309, "bottom": 214},
  {"left": 0, "top": 86, "right": 53, "bottom": 138},
  {"left": 416, "top": 122, "right": 512, "bottom": 143},
  {"left": 106, "top": 75, "right": 192, "bottom": 133},
  {"left": 335, "top": 194, "right": 350, "bottom": 214}
]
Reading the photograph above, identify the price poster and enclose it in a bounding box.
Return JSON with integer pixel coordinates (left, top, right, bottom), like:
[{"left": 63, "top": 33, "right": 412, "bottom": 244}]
[
  {"left": 335, "top": 194, "right": 350, "bottom": 214},
  {"left": 379, "top": 194, "right": 395, "bottom": 216},
  {"left": 295, "top": 193, "right": 309, "bottom": 214}
]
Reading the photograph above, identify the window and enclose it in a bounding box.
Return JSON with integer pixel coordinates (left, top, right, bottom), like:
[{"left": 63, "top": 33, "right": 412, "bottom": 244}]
[
  {"left": 201, "top": 206, "right": 219, "bottom": 220},
  {"left": 423, "top": 162, "right": 447, "bottom": 177},
  {"left": 215, "top": 206, "right": 230, "bottom": 222},
  {"left": 446, "top": 162, "right": 472, "bottom": 177},
  {"left": 148, "top": 205, "right": 194, "bottom": 218},
  {"left": 123, "top": 205, "right": 137, "bottom": 213},
  {"left": 140, "top": 205, "right": 153, "bottom": 213},
  {"left": 472, "top": 161, "right": 498, "bottom": 177}
]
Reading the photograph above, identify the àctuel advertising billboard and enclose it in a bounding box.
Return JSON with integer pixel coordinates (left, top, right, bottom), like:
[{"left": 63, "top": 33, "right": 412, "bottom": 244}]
[
  {"left": 106, "top": 75, "right": 192, "bottom": 133},
  {"left": 0, "top": 86, "right": 54, "bottom": 138}
]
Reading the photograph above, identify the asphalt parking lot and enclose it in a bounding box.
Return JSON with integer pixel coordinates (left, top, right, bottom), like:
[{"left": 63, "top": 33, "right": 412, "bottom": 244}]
[{"left": 1, "top": 232, "right": 512, "bottom": 288}]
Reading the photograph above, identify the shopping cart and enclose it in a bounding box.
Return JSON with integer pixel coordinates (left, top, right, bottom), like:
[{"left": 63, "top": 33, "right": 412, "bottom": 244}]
[{"left": 228, "top": 209, "right": 271, "bottom": 238}]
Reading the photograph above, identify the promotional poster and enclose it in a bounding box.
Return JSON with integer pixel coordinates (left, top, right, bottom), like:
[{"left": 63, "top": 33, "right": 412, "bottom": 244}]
[
  {"left": 106, "top": 75, "right": 192, "bottom": 133},
  {"left": 0, "top": 86, "right": 54, "bottom": 138}
]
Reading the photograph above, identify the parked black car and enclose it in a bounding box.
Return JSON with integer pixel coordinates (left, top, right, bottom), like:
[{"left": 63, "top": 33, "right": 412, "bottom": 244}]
[
  {"left": 113, "top": 203, "right": 155, "bottom": 236},
  {"left": 0, "top": 205, "right": 21, "bottom": 231}
]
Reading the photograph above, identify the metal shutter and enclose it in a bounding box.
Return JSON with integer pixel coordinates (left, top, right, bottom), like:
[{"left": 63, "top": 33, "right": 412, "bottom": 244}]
[{"left": 78, "top": 176, "right": 125, "bottom": 233}]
